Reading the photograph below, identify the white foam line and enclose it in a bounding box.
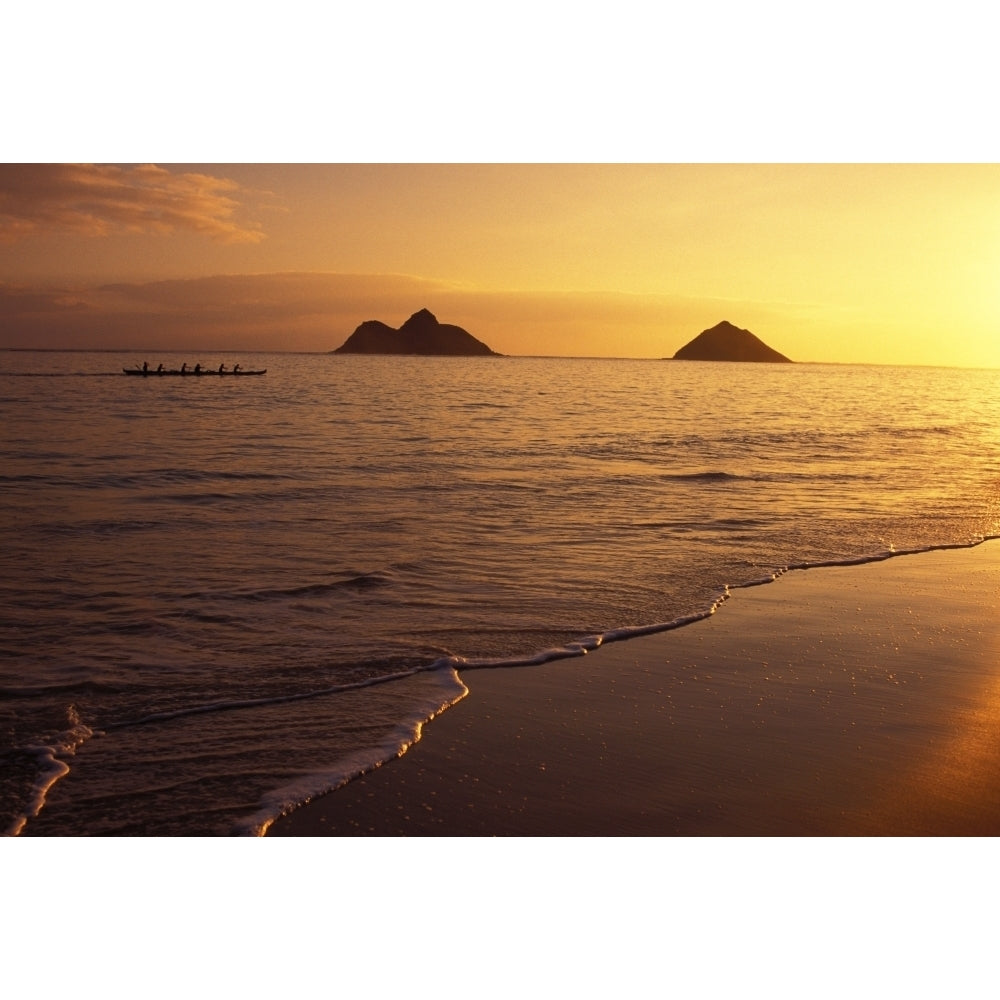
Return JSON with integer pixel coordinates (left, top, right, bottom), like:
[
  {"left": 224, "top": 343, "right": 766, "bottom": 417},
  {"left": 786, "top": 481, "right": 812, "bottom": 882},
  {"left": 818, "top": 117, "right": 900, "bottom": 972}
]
[
  {"left": 236, "top": 668, "right": 469, "bottom": 836},
  {"left": 5, "top": 712, "right": 94, "bottom": 837},
  {"left": 733, "top": 535, "right": 1000, "bottom": 590}
]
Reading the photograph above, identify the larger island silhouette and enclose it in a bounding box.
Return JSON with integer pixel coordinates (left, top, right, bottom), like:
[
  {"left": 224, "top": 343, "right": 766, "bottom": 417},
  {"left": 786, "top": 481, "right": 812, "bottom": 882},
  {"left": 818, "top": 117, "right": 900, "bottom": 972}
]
[
  {"left": 671, "top": 321, "right": 792, "bottom": 362},
  {"left": 333, "top": 309, "right": 500, "bottom": 356}
]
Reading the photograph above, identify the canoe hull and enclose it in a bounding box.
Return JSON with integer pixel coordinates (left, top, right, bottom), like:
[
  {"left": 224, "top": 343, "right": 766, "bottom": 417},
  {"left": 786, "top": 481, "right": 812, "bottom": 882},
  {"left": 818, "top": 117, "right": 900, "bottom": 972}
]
[{"left": 123, "top": 369, "right": 267, "bottom": 377}]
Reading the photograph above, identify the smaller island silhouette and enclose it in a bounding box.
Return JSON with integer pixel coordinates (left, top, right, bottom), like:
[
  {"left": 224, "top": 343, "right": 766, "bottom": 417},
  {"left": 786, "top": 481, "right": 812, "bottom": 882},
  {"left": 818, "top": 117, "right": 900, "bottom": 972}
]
[
  {"left": 671, "top": 321, "right": 792, "bottom": 363},
  {"left": 333, "top": 309, "right": 500, "bottom": 356}
]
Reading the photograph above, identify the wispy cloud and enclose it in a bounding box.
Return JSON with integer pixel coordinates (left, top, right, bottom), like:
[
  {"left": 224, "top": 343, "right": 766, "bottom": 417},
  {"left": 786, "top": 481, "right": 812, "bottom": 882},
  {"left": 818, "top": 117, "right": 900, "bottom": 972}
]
[{"left": 0, "top": 164, "right": 265, "bottom": 243}]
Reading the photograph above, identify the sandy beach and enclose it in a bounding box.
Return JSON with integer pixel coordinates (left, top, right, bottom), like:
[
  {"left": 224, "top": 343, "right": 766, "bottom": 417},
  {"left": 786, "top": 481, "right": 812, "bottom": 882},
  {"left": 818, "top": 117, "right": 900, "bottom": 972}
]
[{"left": 270, "top": 541, "right": 1000, "bottom": 836}]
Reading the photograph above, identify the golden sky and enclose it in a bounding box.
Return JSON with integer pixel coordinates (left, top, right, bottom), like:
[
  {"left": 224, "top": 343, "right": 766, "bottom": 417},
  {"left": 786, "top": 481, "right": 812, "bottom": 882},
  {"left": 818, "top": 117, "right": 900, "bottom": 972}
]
[{"left": 2, "top": 163, "right": 998, "bottom": 367}]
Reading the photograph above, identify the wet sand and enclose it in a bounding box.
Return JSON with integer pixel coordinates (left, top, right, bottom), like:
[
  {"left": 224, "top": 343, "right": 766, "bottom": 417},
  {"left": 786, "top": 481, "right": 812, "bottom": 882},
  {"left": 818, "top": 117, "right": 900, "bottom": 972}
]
[{"left": 269, "top": 541, "right": 1000, "bottom": 836}]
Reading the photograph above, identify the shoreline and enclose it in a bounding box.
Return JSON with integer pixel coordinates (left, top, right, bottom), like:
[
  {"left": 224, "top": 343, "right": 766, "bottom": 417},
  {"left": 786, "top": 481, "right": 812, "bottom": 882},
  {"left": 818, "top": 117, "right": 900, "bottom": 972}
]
[{"left": 269, "top": 540, "right": 1000, "bottom": 836}]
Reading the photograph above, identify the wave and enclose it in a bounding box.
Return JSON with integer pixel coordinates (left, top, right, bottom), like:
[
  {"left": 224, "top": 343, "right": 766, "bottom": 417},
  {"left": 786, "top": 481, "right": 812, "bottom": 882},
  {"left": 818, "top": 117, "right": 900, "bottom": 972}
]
[
  {"left": 4, "top": 705, "right": 94, "bottom": 837},
  {"left": 0, "top": 467, "right": 293, "bottom": 490},
  {"left": 185, "top": 571, "right": 396, "bottom": 605},
  {"left": 105, "top": 661, "right": 433, "bottom": 730},
  {"left": 0, "top": 372, "right": 120, "bottom": 378},
  {"left": 654, "top": 469, "right": 882, "bottom": 485},
  {"left": 254, "top": 575, "right": 394, "bottom": 598},
  {"left": 0, "top": 679, "right": 119, "bottom": 699},
  {"left": 661, "top": 470, "right": 743, "bottom": 482}
]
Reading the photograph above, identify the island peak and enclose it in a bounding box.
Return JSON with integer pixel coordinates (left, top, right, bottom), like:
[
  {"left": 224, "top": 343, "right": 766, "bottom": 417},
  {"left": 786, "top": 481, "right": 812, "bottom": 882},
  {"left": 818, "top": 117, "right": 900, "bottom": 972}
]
[
  {"left": 671, "top": 321, "right": 792, "bottom": 363},
  {"left": 402, "top": 308, "right": 438, "bottom": 326},
  {"left": 333, "top": 309, "right": 500, "bottom": 356}
]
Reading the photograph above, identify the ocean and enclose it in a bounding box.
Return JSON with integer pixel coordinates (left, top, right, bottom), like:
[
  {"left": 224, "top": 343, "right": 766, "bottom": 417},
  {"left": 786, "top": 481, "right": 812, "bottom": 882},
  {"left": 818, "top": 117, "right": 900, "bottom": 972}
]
[{"left": 2, "top": 350, "right": 999, "bottom": 835}]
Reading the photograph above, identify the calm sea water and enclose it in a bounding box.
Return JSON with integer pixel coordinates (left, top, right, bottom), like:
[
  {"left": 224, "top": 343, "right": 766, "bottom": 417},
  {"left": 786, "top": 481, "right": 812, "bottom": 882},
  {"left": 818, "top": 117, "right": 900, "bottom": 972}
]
[{"left": 2, "top": 351, "right": 999, "bottom": 835}]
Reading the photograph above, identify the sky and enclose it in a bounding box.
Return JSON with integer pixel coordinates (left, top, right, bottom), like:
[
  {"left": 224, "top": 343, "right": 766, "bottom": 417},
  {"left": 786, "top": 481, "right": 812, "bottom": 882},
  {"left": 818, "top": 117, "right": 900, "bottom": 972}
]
[{"left": 2, "top": 162, "right": 999, "bottom": 367}]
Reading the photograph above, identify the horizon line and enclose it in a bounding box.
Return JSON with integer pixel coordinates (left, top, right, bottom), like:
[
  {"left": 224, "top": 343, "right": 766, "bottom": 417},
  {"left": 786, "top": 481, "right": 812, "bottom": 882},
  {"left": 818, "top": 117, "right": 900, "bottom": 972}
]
[{"left": 3, "top": 347, "right": 997, "bottom": 373}]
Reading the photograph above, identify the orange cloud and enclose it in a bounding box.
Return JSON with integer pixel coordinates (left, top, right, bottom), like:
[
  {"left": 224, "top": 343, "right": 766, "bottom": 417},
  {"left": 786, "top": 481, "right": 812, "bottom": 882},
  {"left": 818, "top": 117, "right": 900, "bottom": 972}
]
[{"left": 0, "top": 164, "right": 265, "bottom": 244}]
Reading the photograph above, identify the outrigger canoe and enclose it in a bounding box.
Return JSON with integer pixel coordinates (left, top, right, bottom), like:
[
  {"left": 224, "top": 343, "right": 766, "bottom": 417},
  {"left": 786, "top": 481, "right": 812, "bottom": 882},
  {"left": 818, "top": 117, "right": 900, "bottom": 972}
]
[{"left": 123, "top": 368, "right": 267, "bottom": 376}]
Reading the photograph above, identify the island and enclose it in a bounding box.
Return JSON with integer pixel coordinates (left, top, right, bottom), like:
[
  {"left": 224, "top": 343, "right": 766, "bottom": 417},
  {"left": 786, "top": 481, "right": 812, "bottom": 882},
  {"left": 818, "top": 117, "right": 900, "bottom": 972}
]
[
  {"left": 670, "top": 321, "right": 792, "bottom": 363},
  {"left": 332, "top": 308, "right": 501, "bottom": 356}
]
